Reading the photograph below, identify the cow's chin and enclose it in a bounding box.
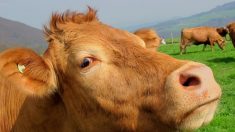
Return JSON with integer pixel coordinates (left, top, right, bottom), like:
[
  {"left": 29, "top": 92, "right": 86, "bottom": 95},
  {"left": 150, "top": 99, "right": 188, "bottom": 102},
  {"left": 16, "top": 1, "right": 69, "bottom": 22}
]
[{"left": 178, "top": 99, "right": 219, "bottom": 131}]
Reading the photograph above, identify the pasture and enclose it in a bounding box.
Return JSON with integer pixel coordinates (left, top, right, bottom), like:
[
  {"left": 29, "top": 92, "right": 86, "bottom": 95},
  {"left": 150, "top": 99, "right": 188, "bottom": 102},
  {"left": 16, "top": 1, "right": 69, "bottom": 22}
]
[{"left": 159, "top": 41, "right": 235, "bottom": 131}]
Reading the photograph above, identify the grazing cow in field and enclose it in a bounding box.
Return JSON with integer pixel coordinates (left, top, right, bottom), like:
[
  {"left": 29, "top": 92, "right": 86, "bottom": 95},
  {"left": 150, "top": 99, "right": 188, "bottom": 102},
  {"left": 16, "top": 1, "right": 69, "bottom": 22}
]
[
  {"left": 180, "top": 26, "right": 226, "bottom": 54},
  {"left": 227, "top": 22, "right": 235, "bottom": 48},
  {"left": 0, "top": 8, "right": 221, "bottom": 132},
  {"left": 134, "top": 28, "right": 161, "bottom": 51}
]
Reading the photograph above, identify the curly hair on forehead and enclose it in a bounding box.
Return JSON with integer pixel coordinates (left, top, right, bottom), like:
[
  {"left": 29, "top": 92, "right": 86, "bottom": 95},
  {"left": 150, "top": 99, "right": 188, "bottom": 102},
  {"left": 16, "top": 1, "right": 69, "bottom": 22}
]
[{"left": 44, "top": 7, "right": 98, "bottom": 42}]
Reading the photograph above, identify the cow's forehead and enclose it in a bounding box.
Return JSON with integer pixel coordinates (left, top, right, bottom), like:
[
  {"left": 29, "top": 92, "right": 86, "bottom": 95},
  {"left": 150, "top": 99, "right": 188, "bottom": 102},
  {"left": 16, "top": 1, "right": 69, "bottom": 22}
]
[{"left": 65, "top": 23, "right": 145, "bottom": 55}]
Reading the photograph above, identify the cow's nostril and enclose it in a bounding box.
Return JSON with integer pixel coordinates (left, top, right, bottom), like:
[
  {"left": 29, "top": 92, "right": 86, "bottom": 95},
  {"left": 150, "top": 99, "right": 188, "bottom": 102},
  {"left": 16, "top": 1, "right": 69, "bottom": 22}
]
[{"left": 180, "top": 74, "right": 200, "bottom": 87}]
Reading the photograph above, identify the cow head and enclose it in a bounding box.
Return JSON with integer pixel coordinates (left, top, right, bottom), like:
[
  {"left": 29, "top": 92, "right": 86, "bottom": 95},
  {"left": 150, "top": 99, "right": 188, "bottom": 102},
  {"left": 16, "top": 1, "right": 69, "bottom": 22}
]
[
  {"left": 0, "top": 8, "right": 221, "bottom": 131},
  {"left": 134, "top": 28, "right": 161, "bottom": 51},
  {"left": 216, "top": 27, "right": 228, "bottom": 37},
  {"left": 217, "top": 38, "right": 226, "bottom": 50}
]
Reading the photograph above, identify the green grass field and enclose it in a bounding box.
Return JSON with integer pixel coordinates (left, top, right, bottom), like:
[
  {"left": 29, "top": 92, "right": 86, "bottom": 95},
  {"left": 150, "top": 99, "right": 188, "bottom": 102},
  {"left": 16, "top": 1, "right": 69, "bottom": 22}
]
[{"left": 159, "top": 41, "right": 235, "bottom": 131}]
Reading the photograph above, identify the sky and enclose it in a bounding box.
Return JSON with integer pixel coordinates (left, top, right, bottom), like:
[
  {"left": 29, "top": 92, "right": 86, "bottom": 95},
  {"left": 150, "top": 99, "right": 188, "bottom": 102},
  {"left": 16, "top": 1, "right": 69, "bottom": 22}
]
[{"left": 0, "top": 0, "right": 234, "bottom": 30}]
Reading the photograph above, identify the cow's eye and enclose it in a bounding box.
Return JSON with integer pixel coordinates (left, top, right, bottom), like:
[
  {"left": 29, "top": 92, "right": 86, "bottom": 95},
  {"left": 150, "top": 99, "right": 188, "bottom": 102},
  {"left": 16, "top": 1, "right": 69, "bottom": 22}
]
[{"left": 80, "top": 58, "right": 93, "bottom": 68}]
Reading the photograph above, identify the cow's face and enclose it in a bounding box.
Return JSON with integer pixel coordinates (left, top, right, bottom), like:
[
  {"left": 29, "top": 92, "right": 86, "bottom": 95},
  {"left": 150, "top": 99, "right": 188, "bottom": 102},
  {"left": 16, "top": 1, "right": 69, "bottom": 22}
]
[
  {"left": 216, "top": 27, "right": 229, "bottom": 37},
  {"left": 217, "top": 38, "right": 225, "bottom": 50},
  {"left": 43, "top": 9, "right": 221, "bottom": 131}
]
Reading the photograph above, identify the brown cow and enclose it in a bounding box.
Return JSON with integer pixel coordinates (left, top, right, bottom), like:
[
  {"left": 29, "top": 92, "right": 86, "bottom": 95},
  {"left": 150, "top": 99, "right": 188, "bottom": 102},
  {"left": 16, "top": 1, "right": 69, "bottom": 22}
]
[
  {"left": 134, "top": 28, "right": 161, "bottom": 51},
  {"left": 180, "top": 26, "right": 226, "bottom": 54},
  {"left": 227, "top": 22, "right": 235, "bottom": 48},
  {"left": 0, "top": 8, "right": 221, "bottom": 132}
]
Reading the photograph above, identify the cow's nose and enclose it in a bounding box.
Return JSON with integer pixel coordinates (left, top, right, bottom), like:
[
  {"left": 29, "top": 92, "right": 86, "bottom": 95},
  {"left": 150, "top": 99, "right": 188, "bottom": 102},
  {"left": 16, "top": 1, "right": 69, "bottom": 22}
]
[
  {"left": 179, "top": 73, "right": 200, "bottom": 89},
  {"left": 178, "top": 63, "right": 218, "bottom": 92},
  {"left": 178, "top": 65, "right": 210, "bottom": 91},
  {"left": 163, "top": 62, "right": 221, "bottom": 130},
  {"left": 166, "top": 62, "right": 221, "bottom": 99}
]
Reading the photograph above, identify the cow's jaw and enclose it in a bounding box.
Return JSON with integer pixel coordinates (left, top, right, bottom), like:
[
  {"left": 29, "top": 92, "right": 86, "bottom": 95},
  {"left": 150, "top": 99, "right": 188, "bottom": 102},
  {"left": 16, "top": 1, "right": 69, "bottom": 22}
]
[{"left": 178, "top": 98, "right": 220, "bottom": 130}]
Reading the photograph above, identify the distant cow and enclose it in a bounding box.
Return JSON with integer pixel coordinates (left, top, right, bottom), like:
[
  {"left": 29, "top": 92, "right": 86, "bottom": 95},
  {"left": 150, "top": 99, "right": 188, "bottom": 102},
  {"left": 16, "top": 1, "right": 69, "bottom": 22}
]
[
  {"left": 0, "top": 8, "right": 221, "bottom": 132},
  {"left": 227, "top": 22, "right": 235, "bottom": 48},
  {"left": 134, "top": 28, "right": 161, "bottom": 51},
  {"left": 180, "top": 27, "right": 226, "bottom": 54}
]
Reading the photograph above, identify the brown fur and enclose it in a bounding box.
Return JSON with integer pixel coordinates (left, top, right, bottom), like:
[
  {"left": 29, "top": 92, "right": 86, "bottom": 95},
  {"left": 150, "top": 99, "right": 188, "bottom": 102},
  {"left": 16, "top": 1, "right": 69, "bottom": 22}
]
[
  {"left": 0, "top": 8, "right": 221, "bottom": 132},
  {"left": 134, "top": 28, "right": 161, "bottom": 51},
  {"left": 216, "top": 27, "right": 228, "bottom": 37},
  {"left": 180, "top": 26, "right": 226, "bottom": 54},
  {"left": 227, "top": 22, "right": 235, "bottom": 48}
]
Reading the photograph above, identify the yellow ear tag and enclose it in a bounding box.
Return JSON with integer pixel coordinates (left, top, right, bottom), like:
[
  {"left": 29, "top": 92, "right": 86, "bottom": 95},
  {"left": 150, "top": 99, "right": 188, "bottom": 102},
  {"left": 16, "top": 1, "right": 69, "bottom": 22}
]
[{"left": 17, "top": 64, "right": 25, "bottom": 73}]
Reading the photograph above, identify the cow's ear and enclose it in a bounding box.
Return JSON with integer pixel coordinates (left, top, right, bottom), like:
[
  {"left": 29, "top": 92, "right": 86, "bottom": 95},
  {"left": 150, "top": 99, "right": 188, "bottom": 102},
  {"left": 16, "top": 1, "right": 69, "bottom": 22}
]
[{"left": 0, "top": 48, "right": 57, "bottom": 96}]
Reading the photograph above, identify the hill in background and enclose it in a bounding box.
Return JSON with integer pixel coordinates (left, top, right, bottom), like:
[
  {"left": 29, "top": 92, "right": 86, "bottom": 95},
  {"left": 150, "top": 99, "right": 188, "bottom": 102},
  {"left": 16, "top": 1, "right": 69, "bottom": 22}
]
[
  {"left": 0, "top": 17, "right": 47, "bottom": 52},
  {"left": 0, "top": 1, "right": 235, "bottom": 51},
  {"left": 147, "top": 1, "right": 235, "bottom": 38}
]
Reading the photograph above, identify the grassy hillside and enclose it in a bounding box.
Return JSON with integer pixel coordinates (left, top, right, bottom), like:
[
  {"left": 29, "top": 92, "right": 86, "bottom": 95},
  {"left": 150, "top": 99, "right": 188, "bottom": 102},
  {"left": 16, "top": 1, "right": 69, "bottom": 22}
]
[
  {"left": 149, "top": 1, "right": 235, "bottom": 38},
  {"left": 0, "top": 17, "right": 47, "bottom": 52},
  {"left": 159, "top": 41, "right": 235, "bottom": 131}
]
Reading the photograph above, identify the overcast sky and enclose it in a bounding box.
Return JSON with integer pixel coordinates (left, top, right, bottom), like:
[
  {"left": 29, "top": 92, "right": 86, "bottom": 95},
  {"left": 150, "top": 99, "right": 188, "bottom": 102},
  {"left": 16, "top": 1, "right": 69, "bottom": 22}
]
[{"left": 0, "top": 0, "right": 234, "bottom": 30}]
